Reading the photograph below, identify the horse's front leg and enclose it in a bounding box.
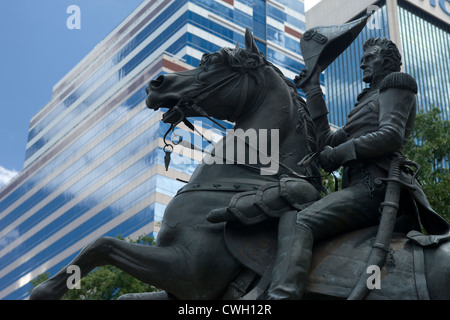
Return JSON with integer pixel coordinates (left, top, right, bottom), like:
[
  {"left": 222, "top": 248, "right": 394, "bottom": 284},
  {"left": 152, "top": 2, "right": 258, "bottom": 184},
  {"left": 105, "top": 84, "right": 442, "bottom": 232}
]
[{"left": 29, "top": 237, "right": 182, "bottom": 300}]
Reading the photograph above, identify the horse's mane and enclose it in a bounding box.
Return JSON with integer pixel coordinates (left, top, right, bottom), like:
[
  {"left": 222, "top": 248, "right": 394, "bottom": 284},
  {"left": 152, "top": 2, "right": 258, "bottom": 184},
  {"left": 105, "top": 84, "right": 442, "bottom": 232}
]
[
  {"left": 268, "top": 62, "right": 323, "bottom": 191},
  {"left": 223, "top": 47, "right": 323, "bottom": 192}
]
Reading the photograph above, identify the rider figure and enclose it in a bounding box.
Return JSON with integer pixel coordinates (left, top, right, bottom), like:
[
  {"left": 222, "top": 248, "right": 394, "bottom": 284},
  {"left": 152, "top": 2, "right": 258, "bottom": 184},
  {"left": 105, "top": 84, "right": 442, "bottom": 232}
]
[{"left": 265, "top": 37, "right": 419, "bottom": 299}]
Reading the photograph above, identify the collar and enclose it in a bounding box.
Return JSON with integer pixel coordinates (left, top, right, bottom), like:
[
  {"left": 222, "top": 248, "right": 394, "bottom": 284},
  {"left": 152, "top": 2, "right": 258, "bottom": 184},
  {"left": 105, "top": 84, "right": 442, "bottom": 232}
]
[{"left": 356, "top": 72, "right": 390, "bottom": 102}]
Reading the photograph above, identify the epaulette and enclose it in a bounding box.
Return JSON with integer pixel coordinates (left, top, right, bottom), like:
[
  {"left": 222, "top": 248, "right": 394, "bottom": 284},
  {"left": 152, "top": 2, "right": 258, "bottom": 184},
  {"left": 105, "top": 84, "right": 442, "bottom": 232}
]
[{"left": 380, "top": 72, "right": 418, "bottom": 94}]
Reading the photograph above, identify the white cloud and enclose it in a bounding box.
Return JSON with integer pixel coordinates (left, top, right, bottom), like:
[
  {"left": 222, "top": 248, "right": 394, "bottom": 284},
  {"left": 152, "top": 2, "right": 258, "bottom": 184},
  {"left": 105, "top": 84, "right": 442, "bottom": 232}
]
[
  {"left": 305, "top": 0, "right": 322, "bottom": 11},
  {"left": 0, "top": 166, "right": 19, "bottom": 188},
  {"left": 0, "top": 228, "right": 20, "bottom": 250}
]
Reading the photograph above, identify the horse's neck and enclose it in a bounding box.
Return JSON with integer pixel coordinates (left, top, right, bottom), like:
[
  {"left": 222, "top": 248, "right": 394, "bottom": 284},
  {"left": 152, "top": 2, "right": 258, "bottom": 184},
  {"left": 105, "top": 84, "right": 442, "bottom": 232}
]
[
  {"left": 235, "top": 74, "right": 308, "bottom": 169},
  {"left": 235, "top": 69, "right": 294, "bottom": 133}
]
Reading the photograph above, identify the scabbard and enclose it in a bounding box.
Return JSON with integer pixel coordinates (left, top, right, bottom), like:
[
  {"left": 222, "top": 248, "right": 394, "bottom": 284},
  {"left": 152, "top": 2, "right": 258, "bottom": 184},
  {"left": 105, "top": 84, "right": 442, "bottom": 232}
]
[{"left": 347, "top": 156, "right": 418, "bottom": 300}]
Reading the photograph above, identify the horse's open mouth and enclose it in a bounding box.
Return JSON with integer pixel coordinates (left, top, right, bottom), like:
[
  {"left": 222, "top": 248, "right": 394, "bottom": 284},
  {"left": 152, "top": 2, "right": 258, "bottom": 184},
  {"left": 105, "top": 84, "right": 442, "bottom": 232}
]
[
  {"left": 146, "top": 88, "right": 194, "bottom": 124},
  {"left": 146, "top": 93, "right": 181, "bottom": 112},
  {"left": 148, "top": 99, "right": 203, "bottom": 127},
  {"left": 146, "top": 97, "right": 177, "bottom": 111},
  {"left": 161, "top": 105, "right": 185, "bottom": 124},
  {"left": 145, "top": 86, "right": 180, "bottom": 112}
]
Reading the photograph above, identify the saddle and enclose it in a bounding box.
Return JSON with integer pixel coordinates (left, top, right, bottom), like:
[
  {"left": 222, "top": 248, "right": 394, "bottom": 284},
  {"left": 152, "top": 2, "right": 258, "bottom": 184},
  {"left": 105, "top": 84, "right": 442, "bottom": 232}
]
[
  {"left": 224, "top": 222, "right": 430, "bottom": 300},
  {"left": 207, "top": 176, "right": 321, "bottom": 225}
]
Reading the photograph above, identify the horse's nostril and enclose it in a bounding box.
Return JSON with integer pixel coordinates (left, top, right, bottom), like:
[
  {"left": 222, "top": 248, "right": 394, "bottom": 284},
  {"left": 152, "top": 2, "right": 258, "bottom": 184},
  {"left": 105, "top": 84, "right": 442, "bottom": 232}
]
[{"left": 150, "top": 75, "right": 165, "bottom": 89}]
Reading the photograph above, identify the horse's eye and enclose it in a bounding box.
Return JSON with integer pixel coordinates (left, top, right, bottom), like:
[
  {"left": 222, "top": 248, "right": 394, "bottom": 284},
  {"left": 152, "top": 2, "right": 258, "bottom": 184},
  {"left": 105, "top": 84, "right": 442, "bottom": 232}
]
[
  {"left": 209, "top": 53, "right": 221, "bottom": 64},
  {"left": 199, "top": 53, "right": 221, "bottom": 67}
]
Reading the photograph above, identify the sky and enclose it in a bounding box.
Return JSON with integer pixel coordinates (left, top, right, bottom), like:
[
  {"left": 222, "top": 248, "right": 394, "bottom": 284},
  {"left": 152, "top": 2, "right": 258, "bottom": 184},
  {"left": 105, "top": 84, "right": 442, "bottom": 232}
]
[
  {"left": 305, "top": 0, "right": 321, "bottom": 11},
  {"left": 0, "top": 0, "right": 321, "bottom": 188},
  {"left": 0, "top": 0, "right": 145, "bottom": 187}
]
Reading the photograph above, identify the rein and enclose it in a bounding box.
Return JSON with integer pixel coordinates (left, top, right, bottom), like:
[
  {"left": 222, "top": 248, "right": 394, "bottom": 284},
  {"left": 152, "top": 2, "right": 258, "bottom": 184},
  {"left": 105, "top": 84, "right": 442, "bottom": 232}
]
[{"left": 159, "top": 61, "right": 330, "bottom": 193}]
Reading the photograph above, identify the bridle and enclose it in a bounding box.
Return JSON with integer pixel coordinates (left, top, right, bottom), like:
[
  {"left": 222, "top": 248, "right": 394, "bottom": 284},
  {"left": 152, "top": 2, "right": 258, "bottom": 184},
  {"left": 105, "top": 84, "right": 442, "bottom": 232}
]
[{"left": 158, "top": 53, "right": 326, "bottom": 188}]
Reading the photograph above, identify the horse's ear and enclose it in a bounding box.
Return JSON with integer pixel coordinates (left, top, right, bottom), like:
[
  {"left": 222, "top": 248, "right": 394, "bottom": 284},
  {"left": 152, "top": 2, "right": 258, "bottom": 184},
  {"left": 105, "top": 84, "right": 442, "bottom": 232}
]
[{"left": 245, "top": 27, "right": 260, "bottom": 54}]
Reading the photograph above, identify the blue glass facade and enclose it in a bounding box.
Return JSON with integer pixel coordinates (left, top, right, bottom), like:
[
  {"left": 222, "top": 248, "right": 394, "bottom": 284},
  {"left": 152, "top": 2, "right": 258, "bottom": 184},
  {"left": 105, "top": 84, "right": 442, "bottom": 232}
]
[
  {"left": 0, "top": 0, "right": 306, "bottom": 300},
  {"left": 398, "top": 0, "right": 450, "bottom": 120}
]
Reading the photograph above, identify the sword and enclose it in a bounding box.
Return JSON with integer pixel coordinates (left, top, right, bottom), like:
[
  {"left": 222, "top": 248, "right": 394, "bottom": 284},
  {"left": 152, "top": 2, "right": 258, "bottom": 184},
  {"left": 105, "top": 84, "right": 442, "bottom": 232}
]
[{"left": 347, "top": 156, "right": 420, "bottom": 300}]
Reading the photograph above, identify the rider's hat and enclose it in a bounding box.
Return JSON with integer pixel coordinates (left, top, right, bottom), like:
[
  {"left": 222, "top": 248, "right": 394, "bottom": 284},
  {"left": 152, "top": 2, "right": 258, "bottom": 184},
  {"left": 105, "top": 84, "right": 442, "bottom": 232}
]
[{"left": 295, "top": 14, "right": 371, "bottom": 88}]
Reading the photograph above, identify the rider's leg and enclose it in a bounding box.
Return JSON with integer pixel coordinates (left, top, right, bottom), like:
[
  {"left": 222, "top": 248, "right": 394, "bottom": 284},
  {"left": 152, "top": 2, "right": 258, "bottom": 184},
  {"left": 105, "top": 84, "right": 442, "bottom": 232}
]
[
  {"left": 266, "top": 179, "right": 386, "bottom": 299},
  {"left": 267, "top": 210, "right": 313, "bottom": 299}
]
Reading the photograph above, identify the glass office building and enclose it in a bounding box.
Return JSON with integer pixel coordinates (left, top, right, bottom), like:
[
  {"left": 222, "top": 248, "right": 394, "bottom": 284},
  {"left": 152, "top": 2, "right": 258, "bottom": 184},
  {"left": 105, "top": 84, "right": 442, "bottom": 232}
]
[
  {"left": 398, "top": 1, "right": 450, "bottom": 120},
  {"left": 0, "top": 0, "right": 307, "bottom": 300},
  {"left": 308, "top": 0, "right": 450, "bottom": 127}
]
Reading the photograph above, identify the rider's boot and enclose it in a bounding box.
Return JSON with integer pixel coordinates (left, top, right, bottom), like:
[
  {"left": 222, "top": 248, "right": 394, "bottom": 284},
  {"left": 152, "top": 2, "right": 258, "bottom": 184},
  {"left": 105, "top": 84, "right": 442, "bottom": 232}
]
[{"left": 266, "top": 210, "right": 313, "bottom": 300}]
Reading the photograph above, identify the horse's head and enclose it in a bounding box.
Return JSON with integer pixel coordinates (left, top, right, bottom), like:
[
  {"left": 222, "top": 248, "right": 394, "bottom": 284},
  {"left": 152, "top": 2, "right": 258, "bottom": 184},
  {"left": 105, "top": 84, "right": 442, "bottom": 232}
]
[
  {"left": 146, "top": 28, "right": 322, "bottom": 188},
  {"left": 145, "top": 28, "right": 267, "bottom": 123}
]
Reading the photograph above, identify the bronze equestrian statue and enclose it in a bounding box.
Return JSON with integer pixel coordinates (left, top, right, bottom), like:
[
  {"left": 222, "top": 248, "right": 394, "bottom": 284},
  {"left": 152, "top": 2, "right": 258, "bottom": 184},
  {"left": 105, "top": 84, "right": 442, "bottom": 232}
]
[
  {"left": 30, "top": 25, "right": 450, "bottom": 300},
  {"left": 208, "top": 21, "right": 450, "bottom": 299}
]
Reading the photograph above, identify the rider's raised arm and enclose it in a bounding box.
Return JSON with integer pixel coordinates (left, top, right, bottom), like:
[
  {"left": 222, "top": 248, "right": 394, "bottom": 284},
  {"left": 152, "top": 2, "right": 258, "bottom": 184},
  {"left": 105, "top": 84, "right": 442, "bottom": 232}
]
[{"left": 305, "top": 86, "right": 347, "bottom": 150}]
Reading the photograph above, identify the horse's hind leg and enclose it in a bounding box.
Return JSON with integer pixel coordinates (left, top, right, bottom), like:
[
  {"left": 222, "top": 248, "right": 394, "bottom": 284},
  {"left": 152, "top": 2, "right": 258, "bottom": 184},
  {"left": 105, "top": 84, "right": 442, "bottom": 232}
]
[{"left": 30, "top": 237, "right": 183, "bottom": 300}]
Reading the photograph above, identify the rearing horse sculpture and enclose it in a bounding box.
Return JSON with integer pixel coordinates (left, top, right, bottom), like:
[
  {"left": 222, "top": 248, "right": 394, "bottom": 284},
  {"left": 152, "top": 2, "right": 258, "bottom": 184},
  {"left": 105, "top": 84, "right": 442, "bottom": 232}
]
[
  {"left": 30, "top": 29, "right": 450, "bottom": 300},
  {"left": 30, "top": 28, "right": 322, "bottom": 300}
]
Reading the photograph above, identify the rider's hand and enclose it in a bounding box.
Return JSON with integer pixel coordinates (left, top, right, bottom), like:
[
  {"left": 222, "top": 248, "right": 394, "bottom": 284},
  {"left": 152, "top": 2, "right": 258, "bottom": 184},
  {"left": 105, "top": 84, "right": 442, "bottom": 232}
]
[
  {"left": 296, "top": 66, "right": 321, "bottom": 93},
  {"left": 319, "top": 146, "right": 340, "bottom": 173},
  {"left": 319, "top": 140, "right": 357, "bottom": 173}
]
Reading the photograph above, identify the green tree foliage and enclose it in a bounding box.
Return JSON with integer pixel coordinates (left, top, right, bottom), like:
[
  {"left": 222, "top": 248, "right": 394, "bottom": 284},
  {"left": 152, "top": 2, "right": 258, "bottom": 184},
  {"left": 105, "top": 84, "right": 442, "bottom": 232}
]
[
  {"left": 30, "top": 272, "right": 50, "bottom": 290},
  {"left": 30, "top": 234, "right": 159, "bottom": 300},
  {"left": 403, "top": 107, "right": 450, "bottom": 220},
  {"left": 320, "top": 167, "right": 342, "bottom": 196}
]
